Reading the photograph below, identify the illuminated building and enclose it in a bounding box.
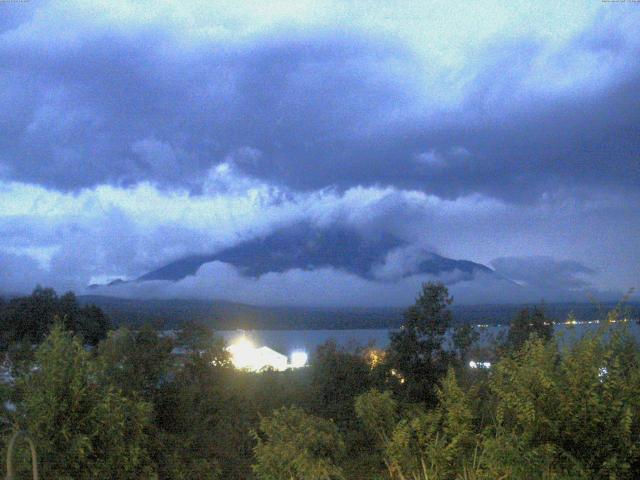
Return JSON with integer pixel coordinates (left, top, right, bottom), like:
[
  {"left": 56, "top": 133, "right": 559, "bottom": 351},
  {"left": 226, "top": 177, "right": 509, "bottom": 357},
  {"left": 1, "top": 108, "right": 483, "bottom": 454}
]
[{"left": 226, "top": 337, "right": 308, "bottom": 372}]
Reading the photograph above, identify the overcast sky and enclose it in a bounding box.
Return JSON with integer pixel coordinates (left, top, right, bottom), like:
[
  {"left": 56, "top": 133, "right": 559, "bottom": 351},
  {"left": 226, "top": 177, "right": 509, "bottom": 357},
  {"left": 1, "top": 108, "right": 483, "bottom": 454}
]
[{"left": 0, "top": 0, "right": 638, "bottom": 306}]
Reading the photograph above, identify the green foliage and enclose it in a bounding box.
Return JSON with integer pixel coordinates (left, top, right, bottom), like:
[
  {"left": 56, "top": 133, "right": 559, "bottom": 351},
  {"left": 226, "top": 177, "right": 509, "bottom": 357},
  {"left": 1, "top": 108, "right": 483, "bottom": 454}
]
[
  {"left": 490, "top": 338, "right": 561, "bottom": 444},
  {"left": 487, "top": 325, "right": 640, "bottom": 479},
  {"left": 355, "top": 389, "right": 398, "bottom": 450},
  {"left": 154, "top": 335, "right": 252, "bottom": 479},
  {"left": 252, "top": 406, "right": 346, "bottom": 480},
  {"left": 308, "top": 341, "right": 381, "bottom": 477},
  {"left": 355, "top": 317, "right": 640, "bottom": 480},
  {"left": 433, "top": 369, "right": 476, "bottom": 468},
  {"left": 98, "top": 324, "right": 174, "bottom": 400},
  {"left": 0, "top": 287, "right": 110, "bottom": 350},
  {"left": 2, "top": 284, "right": 639, "bottom": 480},
  {"left": 506, "top": 306, "right": 553, "bottom": 352},
  {"left": 15, "top": 324, "right": 155, "bottom": 479},
  {"left": 452, "top": 324, "right": 480, "bottom": 364},
  {"left": 387, "top": 282, "right": 454, "bottom": 404},
  {"left": 310, "top": 340, "right": 371, "bottom": 427},
  {"left": 358, "top": 370, "right": 477, "bottom": 480},
  {"left": 177, "top": 320, "right": 216, "bottom": 353}
]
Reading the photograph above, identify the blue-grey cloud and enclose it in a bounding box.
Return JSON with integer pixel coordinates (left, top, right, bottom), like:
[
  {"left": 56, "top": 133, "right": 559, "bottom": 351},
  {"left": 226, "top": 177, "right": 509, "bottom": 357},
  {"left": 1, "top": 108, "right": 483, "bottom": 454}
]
[
  {"left": 0, "top": 1, "right": 638, "bottom": 305},
  {"left": 491, "top": 256, "right": 595, "bottom": 290},
  {"left": 90, "top": 261, "right": 618, "bottom": 308},
  {"left": 0, "top": 176, "right": 633, "bottom": 304},
  {"left": 0, "top": 2, "right": 638, "bottom": 203}
]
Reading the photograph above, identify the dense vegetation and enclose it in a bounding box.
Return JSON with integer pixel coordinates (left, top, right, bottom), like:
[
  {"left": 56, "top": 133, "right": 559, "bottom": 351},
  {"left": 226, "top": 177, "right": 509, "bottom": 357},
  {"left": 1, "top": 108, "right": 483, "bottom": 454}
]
[
  {"left": 0, "top": 284, "right": 639, "bottom": 479},
  {"left": 0, "top": 287, "right": 110, "bottom": 351}
]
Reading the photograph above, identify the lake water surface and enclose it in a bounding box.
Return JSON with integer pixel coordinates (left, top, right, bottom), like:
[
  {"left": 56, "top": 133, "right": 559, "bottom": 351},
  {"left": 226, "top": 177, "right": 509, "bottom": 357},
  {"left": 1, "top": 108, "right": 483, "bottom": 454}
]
[{"left": 217, "top": 321, "right": 640, "bottom": 357}]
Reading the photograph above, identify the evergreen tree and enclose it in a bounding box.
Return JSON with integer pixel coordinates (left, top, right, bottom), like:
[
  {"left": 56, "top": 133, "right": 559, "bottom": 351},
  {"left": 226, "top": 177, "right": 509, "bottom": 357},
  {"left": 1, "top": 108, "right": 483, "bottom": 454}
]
[
  {"left": 506, "top": 306, "right": 553, "bottom": 351},
  {"left": 0, "top": 287, "right": 110, "bottom": 349},
  {"left": 387, "top": 282, "right": 454, "bottom": 404},
  {"left": 452, "top": 324, "right": 479, "bottom": 365}
]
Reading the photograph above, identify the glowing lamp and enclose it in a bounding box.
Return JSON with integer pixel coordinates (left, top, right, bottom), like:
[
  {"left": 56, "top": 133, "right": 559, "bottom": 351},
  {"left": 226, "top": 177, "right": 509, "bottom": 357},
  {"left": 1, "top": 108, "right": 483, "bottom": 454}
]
[
  {"left": 228, "top": 338, "right": 256, "bottom": 370},
  {"left": 469, "top": 360, "right": 491, "bottom": 369},
  {"left": 290, "top": 350, "right": 308, "bottom": 368}
]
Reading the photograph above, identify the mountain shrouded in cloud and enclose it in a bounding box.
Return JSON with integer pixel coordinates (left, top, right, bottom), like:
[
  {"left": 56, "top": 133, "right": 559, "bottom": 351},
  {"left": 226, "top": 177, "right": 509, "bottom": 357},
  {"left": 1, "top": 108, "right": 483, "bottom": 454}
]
[
  {"left": 0, "top": 0, "right": 638, "bottom": 305},
  {"left": 135, "top": 222, "right": 493, "bottom": 282}
]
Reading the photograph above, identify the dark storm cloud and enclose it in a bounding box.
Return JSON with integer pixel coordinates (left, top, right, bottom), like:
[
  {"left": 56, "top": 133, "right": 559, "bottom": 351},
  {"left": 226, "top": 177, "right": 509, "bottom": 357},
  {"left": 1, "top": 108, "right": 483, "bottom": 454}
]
[
  {"left": 1, "top": 5, "right": 638, "bottom": 203},
  {"left": 0, "top": 21, "right": 415, "bottom": 191},
  {"left": 0, "top": 2, "right": 638, "bottom": 304}
]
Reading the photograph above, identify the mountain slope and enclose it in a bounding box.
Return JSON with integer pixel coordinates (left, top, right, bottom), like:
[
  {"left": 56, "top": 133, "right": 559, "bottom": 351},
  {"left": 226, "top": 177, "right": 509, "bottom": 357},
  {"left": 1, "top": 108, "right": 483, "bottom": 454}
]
[{"left": 136, "top": 222, "right": 493, "bottom": 282}]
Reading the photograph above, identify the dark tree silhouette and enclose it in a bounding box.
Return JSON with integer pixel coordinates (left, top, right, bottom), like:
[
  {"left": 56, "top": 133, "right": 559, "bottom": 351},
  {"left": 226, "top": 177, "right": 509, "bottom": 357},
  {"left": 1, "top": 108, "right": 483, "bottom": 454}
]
[
  {"left": 0, "top": 287, "right": 111, "bottom": 349},
  {"left": 506, "top": 306, "right": 553, "bottom": 351},
  {"left": 387, "top": 281, "right": 454, "bottom": 405}
]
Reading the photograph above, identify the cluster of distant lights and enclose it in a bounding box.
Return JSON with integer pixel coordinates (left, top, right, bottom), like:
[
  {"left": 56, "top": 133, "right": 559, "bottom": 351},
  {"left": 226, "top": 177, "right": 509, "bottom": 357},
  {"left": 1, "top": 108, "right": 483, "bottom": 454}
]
[
  {"left": 226, "top": 321, "right": 630, "bottom": 374},
  {"left": 226, "top": 339, "right": 493, "bottom": 373},
  {"left": 469, "top": 360, "right": 491, "bottom": 369},
  {"left": 226, "top": 337, "right": 308, "bottom": 372},
  {"left": 562, "top": 319, "right": 629, "bottom": 325},
  {"left": 473, "top": 318, "right": 631, "bottom": 329}
]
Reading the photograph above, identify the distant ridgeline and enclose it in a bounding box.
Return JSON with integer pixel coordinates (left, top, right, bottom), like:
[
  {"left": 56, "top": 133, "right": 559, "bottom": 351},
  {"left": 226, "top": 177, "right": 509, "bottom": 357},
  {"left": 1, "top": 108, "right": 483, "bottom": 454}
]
[{"left": 77, "top": 295, "right": 639, "bottom": 330}]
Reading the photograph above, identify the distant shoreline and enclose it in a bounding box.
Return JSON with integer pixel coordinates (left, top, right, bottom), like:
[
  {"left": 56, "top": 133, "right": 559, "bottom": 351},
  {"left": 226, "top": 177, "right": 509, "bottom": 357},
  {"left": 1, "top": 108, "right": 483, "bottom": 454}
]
[{"left": 68, "top": 295, "right": 640, "bottom": 331}]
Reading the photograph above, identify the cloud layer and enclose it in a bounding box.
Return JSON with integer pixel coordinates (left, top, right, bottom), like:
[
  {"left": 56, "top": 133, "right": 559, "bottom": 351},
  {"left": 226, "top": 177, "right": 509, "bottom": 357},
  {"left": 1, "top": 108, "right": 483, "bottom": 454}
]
[{"left": 0, "top": 1, "right": 638, "bottom": 305}]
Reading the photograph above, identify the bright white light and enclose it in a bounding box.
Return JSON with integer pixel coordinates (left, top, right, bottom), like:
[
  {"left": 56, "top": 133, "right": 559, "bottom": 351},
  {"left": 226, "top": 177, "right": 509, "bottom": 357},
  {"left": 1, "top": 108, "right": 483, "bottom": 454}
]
[
  {"left": 226, "top": 338, "right": 310, "bottom": 372},
  {"left": 227, "top": 338, "right": 256, "bottom": 370},
  {"left": 469, "top": 360, "right": 491, "bottom": 369},
  {"left": 290, "top": 351, "right": 308, "bottom": 369},
  {"left": 226, "top": 338, "right": 291, "bottom": 372},
  {"left": 599, "top": 367, "right": 608, "bottom": 381}
]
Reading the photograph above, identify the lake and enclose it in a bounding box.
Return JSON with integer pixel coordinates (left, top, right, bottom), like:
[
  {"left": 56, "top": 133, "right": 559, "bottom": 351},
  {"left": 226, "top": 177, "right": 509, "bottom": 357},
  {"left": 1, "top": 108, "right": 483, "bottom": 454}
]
[{"left": 217, "top": 320, "right": 640, "bottom": 357}]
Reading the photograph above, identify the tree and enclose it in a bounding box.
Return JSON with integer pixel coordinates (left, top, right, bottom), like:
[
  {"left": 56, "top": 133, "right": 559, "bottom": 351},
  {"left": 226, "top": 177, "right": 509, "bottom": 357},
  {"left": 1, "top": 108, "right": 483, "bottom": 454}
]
[
  {"left": 98, "top": 324, "right": 174, "bottom": 400},
  {"left": 452, "top": 324, "right": 479, "bottom": 365},
  {"left": 555, "top": 326, "right": 640, "bottom": 478},
  {"left": 355, "top": 389, "right": 399, "bottom": 478},
  {"left": 16, "top": 324, "right": 155, "bottom": 479},
  {"left": 176, "top": 320, "right": 216, "bottom": 353},
  {"left": 252, "top": 406, "right": 346, "bottom": 480},
  {"left": 309, "top": 341, "right": 377, "bottom": 477},
  {"left": 0, "top": 287, "right": 110, "bottom": 350},
  {"left": 429, "top": 368, "right": 476, "bottom": 472},
  {"left": 153, "top": 335, "right": 247, "bottom": 479},
  {"left": 310, "top": 340, "right": 371, "bottom": 428},
  {"left": 356, "top": 371, "right": 477, "bottom": 480},
  {"left": 0, "top": 286, "right": 57, "bottom": 348},
  {"left": 506, "top": 306, "right": 553, "bottom": 351},
  {"left": 485, "top": 323, "right": 640, "bottom": 479},
  {"left": 76, "top": 304, "right": 111, "bottom": 346},
  {"left": 387, "top": 282, "right": 454, "bottom": 404}
]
